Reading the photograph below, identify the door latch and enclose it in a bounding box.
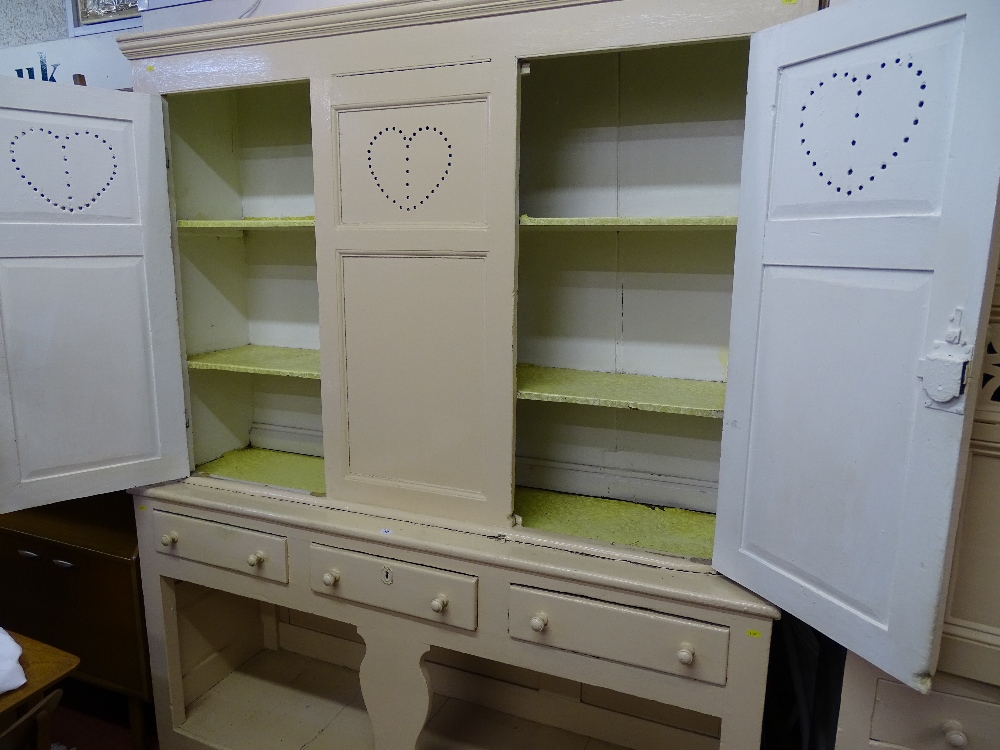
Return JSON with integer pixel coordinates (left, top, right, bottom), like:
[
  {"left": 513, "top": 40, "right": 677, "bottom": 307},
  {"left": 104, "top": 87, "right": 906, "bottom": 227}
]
[{"left": 918, "top": 307, "right": 972, "bottom": 413}]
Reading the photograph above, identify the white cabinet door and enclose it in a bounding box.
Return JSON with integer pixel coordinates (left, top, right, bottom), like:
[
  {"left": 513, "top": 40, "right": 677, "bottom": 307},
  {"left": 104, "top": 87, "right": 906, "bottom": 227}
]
[
  {"left": 0, "top": 77, "right": 188, "bottom": 513},
  {"left": 716, "top": 0, "right": 1000, "bottom": 690}
]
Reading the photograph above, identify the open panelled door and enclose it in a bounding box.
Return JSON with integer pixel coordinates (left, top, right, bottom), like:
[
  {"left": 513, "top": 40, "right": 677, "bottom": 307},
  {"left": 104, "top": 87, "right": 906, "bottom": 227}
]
[
  {"left": 320, "top": 61, "right": 517, "bottom": 527},
  {"left": 716, "top": 0, "right": 1000, "bottom": 690},
  {"left": 0, "top": 78, "right": 189, "bottom": 514}
]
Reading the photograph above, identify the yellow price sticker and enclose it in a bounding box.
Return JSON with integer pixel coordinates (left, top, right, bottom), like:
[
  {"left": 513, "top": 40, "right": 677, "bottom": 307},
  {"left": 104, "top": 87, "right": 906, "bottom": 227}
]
[
  {"left": 146, "top": 65, "right": 155, "bottom": 72},
  {"left": 746, "top": 629, "right": 762, "bottom": 638},
  {"left": 782, "top": 0, "right": 798, "bottom": 4},
  {"left": 138, "top": 505, "right": 146, "bottom": 511}
]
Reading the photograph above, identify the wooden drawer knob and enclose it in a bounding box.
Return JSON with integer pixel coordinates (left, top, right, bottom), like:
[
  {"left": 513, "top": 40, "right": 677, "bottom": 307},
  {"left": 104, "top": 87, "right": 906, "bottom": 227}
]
[
  {"left": 247, "top": 551, "right": 266, "bottom": 568},
  {"left": 431, "top": 595, "right": 449, "bottom": 613},
  {"left": 160, "top": 532, "right": 178, "bottom": 547},
  {"left": 322, "top": 570, "right": 340, "bottom": 587},
  {"left": 677, "top": 644, "right": 695, "bottom": 666},
  {"left": 943, "top": 720, "right": 968, "bottom": 748},
  {"left": 529, "top": 613, "right": 548, "bottom": 632}
]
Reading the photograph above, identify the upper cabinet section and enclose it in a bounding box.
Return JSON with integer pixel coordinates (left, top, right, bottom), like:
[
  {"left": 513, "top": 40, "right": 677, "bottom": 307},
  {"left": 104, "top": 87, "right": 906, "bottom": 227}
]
[
  {"left": 167, "top": 82, "right": 325, "bottom": 497},
  {"left": 168, "top": 82, "right": 314, "bottom": 223}
]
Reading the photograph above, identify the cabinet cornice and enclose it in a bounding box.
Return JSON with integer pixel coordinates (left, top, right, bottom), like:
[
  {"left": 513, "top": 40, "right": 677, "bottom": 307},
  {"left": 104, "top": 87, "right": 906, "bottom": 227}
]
[{"left": 118, "top": 0, "right": 615, "bottom": 60}]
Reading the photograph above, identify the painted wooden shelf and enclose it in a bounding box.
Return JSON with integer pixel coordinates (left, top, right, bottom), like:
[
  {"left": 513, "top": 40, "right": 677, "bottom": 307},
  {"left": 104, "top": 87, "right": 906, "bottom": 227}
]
[
  {"left": 515, "top": 487, "right": 715, "bottom": 560},
  {"left": 516, "top": 363, "right": 725, "bottom": 418},
  {"left": 195, "top": 447, "right": 325, "bottom": 495},
  {"left": 187, "top": 345, "right": 321, "bottom": 379},
  {"left": 177, "top": 216, "right": 315, "bottom": 231},
  {"left": 519, "top": 215, "right": 737, "bottom": 230}
]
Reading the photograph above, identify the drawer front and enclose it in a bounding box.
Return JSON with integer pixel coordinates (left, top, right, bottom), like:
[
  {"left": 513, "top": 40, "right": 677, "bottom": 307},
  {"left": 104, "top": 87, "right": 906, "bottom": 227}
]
[
  {"left": 871, "top": 679, "right": 1000, "bottom": 749},
  {"left": 153, "top": 511, "right": 288, "bottom": 583},
  {"left": 508, "top": 585, "right": 729, "bottom": 685},
  {"left": 310, "top": 544, "right": 478, "bottom": 630}
]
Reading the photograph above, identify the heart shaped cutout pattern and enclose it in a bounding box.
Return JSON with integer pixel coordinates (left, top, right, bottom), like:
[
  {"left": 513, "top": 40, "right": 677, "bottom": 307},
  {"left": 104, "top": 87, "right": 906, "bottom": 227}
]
[
  {"left": 367, "top": 126, "right": 453, "bottom": 213},
  {"left": 799, "top": 57, "right": 927, "bottom": 197},
  {"left": 9, "top": 127, "right": 118, "bottom": 213}
]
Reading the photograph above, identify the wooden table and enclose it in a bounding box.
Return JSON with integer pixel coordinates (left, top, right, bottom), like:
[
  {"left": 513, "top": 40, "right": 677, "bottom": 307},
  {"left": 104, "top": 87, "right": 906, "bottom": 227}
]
[{"left": 0, "top": 630, "right": 78, "bottom": 720}]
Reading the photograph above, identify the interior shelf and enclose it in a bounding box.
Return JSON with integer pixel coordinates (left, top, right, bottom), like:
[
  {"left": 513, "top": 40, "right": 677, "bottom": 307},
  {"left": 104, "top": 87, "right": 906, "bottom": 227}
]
[
  {"left": 187, "top": 345, "right": 321, "bottom": 379},
  {"left": 515, "top": 487, "right": 715, "bottom": 560},
  {"left": 516, "top": 363, "right": 725, "bottom": 418},
  {"left": 519, "top": 216, "right": 737, "bottom": 231},
  {"left": 177, "top": 217, "right": 316, "bottom": 232},
  {"left": 195, "top": 447, "right": 325, "bottom": 495}
]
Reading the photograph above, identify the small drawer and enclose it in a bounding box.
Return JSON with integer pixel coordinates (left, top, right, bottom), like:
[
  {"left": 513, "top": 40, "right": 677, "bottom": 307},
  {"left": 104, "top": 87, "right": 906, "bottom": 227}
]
[
  {"left": 508, "top": 585, "right": 729, "bottom": 685},
  {"left": 871, "top": 679, "right": 1000, "bottom": 749},
  {"left": 153, "top": 511, "right": 288, "bottom": 583},
  {"left": 310, "top": 544, "right": 478, "bottom": 631}
]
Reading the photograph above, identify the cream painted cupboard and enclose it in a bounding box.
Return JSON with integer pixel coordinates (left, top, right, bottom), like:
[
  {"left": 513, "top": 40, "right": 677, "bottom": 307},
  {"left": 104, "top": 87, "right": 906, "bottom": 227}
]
[{"left": 2, "top": 0, "right": 1000, "bottom": 748}]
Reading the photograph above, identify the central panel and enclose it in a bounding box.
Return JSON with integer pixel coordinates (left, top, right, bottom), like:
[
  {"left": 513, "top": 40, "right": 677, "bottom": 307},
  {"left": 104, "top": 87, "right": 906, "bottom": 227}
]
[{"left": 342, "top": 254, "right": 487, "bottom": 496}]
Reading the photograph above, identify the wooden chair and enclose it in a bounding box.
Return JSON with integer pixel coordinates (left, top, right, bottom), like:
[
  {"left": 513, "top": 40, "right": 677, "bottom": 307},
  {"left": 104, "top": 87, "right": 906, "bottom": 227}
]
[{"left": 0, "top": 689, "right": 63, "bottom": 750}]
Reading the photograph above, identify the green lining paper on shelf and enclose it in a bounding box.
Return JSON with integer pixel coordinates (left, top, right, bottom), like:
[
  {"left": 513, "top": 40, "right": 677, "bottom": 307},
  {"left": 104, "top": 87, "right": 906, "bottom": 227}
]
[
  {"left": 519, "top": 215, "right": 737, "bottom": 230},
  {"left": 177, "top": 216, "right": 315, "bottom": 229},
  {"left": 515, "top": 487, "right": 715, "bottom": 560},
  {"left": 187, "top": 345, "right": 321, "bottom": 379},
  {"left": 516, "top": 363, "right": 725, "bottom": 418},
  {"left": 195, "top": 447, "right": 325, "bottom": 495}
]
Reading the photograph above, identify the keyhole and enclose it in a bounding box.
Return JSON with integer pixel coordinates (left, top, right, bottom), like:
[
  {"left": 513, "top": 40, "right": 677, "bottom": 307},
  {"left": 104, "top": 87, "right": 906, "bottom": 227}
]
[{"left": 381, "top": 565, "right": 393, "bottom": 585}]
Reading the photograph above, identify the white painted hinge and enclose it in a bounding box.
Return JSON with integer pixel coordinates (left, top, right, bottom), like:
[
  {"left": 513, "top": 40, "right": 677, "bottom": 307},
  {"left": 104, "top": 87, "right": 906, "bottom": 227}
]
[{"left": 918, "top": 307, "right": 972, "bottom": 413}]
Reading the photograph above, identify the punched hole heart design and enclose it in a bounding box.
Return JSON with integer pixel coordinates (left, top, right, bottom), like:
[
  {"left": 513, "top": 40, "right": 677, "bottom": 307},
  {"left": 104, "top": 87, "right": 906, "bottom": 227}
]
[
  {"left": 367, "top": 125, "right": 453, "bottom": 212},
  {"left": 9, "top": 127, "right": 118, "bottom": 213},
  {"left": 799, "top": 57, "right": 927, "bottom": 197}
]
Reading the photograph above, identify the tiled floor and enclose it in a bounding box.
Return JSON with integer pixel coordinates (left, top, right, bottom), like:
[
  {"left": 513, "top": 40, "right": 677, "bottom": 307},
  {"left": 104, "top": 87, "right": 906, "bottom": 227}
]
[{"left": 50, "top": 678, "right": 158, "bottom": 750}]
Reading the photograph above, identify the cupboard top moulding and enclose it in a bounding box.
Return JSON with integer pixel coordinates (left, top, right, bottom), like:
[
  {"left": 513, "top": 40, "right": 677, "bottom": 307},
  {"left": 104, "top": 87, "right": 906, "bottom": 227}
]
[{"left": 117, "top": 0, "right": 814, "bottom": 92}]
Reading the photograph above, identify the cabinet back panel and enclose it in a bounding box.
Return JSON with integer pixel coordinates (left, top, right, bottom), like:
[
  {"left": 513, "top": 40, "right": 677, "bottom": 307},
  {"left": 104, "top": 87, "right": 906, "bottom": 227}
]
[
  {"left": 516, "top": 400, "right": 721, "bottom": 512},
  {"left": 518, "top": 231, "right": 734, "bottom": 382},
  {"left": 189, "top": 369, "right": 253, "bottom": 466},
  {"left": 519, "top": 53, "right": 619, "bottom": 218},
  {"left": 168, "top": 82, "right": 313, "bottom": 221},
  {"left": 245, "top": 231, "right": 320, "bottom": 350},
  {"left": 179, "top": 234, "right": 249, "bottom": 355},
  {"left": 517, "top": 231, "right": 619, "bottom": 372},
  {"left": 168, "top": 90, "right": 243, "bottom": 221},
  {"left": 519, "top": 40, "right": 749, "bottom": 219},
  {"left": 236, "top": 82, "right": 314, "bottom": 218},
  {"left": 250, "top": 375, "right": 323, "bottom": 458}
]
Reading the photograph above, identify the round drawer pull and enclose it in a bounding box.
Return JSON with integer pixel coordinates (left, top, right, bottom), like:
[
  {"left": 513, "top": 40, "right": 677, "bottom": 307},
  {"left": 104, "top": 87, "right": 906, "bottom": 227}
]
[
  {"left": 160, "top": 532, "right": 178, "bottom": 547},
  {"left": 677, "top": 644, "right": 695, "bottom": 666},
  {"left": 321, "top": 570, "right": 341, "bottom": 587},
  {"left": 247, "top": 551, "right": 266, "bottom": 568},
  {"left": 529, "top": 613, "right": 548, "bottom": 633},
  {"left": 431, "top": 595, "right": 449, "bottom": 613},
  {"left": 943, "top": 720, "right": 968, "bottom": 748}
]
